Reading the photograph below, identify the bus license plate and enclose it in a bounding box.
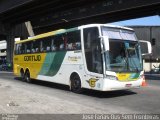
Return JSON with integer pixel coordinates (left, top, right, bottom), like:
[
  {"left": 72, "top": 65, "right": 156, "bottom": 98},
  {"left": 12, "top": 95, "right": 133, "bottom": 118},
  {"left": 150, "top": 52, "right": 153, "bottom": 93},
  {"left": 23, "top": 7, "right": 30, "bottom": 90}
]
[{"left": 125, "top": 84, "right": 132, "bottom": 87}]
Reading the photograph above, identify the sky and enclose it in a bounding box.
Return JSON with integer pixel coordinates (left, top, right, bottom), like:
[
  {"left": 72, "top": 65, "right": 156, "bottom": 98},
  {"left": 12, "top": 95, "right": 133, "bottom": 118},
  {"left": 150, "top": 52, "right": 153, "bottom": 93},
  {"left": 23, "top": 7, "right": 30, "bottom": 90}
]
[{"left": 110, "top": 15, "right": 160, "bottom": 26}]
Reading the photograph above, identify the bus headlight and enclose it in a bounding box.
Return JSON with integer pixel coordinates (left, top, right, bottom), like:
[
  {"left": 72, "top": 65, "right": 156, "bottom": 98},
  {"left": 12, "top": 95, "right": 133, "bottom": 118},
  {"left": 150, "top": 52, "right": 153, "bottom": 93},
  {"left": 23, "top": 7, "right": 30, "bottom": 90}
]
[{"left": 106, "top": 75, "right": 118, "bottom": 80}]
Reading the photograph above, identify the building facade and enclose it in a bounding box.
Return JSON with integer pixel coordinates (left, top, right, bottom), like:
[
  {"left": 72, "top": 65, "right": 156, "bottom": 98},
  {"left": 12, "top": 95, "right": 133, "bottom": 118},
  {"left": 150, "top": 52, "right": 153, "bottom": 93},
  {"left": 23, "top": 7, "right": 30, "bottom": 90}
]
[{"left": 130, "top": 26, "right": 160, "bottom": 73}]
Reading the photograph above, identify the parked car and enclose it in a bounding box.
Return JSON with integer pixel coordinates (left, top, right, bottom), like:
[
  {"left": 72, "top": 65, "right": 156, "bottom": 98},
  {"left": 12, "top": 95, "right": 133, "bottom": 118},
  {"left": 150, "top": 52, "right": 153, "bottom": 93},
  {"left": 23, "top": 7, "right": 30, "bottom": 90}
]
[
  {"left": 0, "top": 62, "right": 12, "bottom": 71},
  {"left": 151, "top": 65, "right": 160, "bottom": 74}
]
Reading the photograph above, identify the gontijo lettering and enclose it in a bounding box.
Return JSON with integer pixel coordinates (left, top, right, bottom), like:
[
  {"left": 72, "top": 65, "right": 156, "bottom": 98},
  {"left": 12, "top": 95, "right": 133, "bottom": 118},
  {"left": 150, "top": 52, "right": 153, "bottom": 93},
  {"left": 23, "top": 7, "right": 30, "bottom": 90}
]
[{"left": 24, "top": 55, "right": 41, "bottom": 61}]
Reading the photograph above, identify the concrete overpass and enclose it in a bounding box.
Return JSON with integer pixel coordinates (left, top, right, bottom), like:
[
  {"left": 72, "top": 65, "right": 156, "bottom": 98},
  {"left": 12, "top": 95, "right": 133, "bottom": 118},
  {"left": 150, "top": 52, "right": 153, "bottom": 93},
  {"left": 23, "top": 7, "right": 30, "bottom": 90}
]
[
  {"left": 1, "top": 0, "right": 160, "bottom": 33},
  {"left": 0, "top": 0, "right": 160, "bottom": 64}
]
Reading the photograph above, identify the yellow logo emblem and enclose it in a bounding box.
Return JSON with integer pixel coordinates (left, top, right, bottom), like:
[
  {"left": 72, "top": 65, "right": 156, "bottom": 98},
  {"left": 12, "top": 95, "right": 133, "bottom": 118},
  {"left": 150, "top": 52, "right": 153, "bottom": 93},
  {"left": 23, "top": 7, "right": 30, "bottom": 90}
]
[{"left": 89, "top": 78, "right": 97, "bottom": 88}]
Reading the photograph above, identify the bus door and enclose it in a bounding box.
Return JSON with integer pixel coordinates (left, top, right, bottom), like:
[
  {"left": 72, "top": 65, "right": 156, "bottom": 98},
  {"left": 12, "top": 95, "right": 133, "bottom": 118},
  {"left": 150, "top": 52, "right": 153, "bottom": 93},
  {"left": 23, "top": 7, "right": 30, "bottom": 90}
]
[{"left": 83, "top": 27, "right": 103, "bottom": 77}]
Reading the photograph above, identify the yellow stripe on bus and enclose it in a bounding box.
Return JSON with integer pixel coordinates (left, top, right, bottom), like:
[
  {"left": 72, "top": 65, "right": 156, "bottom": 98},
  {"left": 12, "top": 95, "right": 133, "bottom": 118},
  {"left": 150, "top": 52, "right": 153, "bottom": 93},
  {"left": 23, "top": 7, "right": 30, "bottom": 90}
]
[{"left": 14, "top": 53, "right": 47, "bottom": 79}]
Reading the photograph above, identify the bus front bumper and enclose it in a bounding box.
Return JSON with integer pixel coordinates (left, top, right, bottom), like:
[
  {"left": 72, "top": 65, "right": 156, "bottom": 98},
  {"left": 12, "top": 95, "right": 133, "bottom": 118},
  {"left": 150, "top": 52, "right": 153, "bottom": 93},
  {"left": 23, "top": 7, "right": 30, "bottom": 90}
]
[{"left": 101, "top": 78, "right": 143, "bottom": 91}]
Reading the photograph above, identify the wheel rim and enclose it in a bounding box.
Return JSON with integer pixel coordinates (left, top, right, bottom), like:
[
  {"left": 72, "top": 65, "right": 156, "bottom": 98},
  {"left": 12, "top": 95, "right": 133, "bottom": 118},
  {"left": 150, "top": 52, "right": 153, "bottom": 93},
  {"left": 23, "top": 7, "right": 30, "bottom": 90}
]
[
  {"left": 26, "top": 75, "right": 29, "bottom": 82},
  {"left": 25, "top": 72, "right": 30, "bottom": 82},
  {"left": 71, "top": 76, "right": 81, "bottom": 92}
]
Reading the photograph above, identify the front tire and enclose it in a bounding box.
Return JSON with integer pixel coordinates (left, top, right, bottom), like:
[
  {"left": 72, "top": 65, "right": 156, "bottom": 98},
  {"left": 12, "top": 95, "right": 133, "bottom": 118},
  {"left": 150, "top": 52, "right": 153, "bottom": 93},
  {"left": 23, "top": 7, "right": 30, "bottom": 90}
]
[{"left": 70, "top": 74, "right": 82, "bottom": 93}]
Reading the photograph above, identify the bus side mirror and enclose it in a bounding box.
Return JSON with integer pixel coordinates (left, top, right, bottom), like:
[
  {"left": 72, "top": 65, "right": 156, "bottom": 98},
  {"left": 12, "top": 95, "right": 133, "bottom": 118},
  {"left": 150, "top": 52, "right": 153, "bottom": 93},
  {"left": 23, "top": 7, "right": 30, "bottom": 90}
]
[
  {"left": 139, "top": 40, "right": 152, "bottom": 56},
  {"left": 100, "top": 36, "right": 110, "bottom": 52}
]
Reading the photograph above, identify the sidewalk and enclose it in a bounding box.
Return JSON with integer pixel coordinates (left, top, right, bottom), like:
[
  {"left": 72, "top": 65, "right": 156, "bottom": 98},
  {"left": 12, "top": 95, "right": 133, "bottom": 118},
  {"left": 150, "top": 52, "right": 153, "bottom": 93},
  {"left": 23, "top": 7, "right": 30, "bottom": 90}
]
[{"left": 0, "top": 71, "right": 13, "bottom": 73}]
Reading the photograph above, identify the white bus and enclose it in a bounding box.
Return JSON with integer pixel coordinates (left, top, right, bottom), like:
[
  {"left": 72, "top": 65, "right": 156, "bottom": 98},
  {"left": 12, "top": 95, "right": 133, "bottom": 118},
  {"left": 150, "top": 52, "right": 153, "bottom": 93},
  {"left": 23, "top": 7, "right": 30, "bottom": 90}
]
[
  {"left": 0, "top": 40, "right": 7, "bottom": 65},
  {"left": 14, "top": 24, "right": 151, "bottom": 93}
]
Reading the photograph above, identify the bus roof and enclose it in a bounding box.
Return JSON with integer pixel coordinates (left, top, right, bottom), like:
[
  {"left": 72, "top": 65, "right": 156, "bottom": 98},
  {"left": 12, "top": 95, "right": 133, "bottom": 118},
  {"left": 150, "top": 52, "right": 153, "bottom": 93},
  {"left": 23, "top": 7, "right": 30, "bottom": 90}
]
[
  {"left": 15, "top": 27, "right": 80, "bottom": 44},
  {"left": 16, "top": 24, "right": 134, "bottom": 44},
  {"left": 15, "top": 29, "right": 66, "bottom": 44},
  {"left": 78, "top": 24, "right": 134, "bottom": 31}
]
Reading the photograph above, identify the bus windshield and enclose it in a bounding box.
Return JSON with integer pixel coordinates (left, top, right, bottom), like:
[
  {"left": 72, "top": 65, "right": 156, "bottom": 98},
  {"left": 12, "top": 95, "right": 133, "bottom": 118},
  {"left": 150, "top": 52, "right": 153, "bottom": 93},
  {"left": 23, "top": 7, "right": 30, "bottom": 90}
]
[
  {"left": 101, "top": 27, "right": 143, "bottom": 72},
  {"left": 106, "top": 40, "right": 142, "bottom": 72}
]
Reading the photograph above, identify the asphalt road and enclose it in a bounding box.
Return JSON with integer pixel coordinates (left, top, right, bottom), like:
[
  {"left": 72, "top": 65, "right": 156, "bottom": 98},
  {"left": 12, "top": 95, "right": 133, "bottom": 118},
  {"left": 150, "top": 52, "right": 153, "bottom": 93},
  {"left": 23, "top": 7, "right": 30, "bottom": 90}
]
[{"left": 0, "top": 71, "right": 160, "bottom": 119}]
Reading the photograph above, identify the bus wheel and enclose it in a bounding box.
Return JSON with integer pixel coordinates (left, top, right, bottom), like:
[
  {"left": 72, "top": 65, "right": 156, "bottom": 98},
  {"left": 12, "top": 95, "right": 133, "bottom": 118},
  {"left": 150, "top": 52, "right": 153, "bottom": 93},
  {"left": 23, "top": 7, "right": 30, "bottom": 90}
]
[
  {"left": 70, "top": 74, "right": 82, "bottom": 93},
  {"left": 24, "top": 71, "right": 31, "bottom": 83},
  {"left": 20, "top": 69, "right": 25, "bottom": 81}
]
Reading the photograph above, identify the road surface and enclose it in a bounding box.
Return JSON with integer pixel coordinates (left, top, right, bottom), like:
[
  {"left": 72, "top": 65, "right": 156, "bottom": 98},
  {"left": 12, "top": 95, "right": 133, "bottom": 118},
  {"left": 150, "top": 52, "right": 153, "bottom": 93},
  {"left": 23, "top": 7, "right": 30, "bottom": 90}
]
[{"left": 0, "top": 71, "right": 160, "bottom": 119}]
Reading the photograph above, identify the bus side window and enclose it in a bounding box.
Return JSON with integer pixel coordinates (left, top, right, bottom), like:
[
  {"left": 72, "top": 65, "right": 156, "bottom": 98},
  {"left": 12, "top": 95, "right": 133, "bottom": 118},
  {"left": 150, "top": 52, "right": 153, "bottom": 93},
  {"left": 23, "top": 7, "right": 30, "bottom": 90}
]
[
  {"left": 53, "top": 35, "right": 64, "bottom": 51},
  {"left": 66, "top": 30, "right": 81, "bottom": 50},
  {"left": 18, "top": 46, "right": 21, "bottom": 54},
  {"left": 15, "top": 43, "right": 25, "bottom": 54},
  {"left": 40, "top": 40, "right": 43, "bottom": 52},
  {"left": 60, "top": 34, "right": 66, "bottom": 50},
  {"left": 20, "top": 44, "right": 22, "bottom": 54},
  {"left": 26, "top": 42, "right": 31, "bottom": 53},
  {"left": 51, "top": 38, "right": 57, "bottom": 51},
  {"left": 15, "top": 44, "right": 20, "bottom": 54},
  {"left": 32, "top": 40, "right": 40, "bottom": 53},
  {"left": 41, "top": 37, "right": 52, "bottom": 52},
  {"left": 21, "top": 43, "right": 26, "bottom": 54}
]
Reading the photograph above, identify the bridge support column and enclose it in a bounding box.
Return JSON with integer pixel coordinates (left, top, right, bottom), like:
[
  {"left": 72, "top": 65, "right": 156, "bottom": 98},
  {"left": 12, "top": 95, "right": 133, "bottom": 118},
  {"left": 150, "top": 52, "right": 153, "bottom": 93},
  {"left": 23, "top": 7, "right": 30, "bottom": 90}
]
[
  {"left": 25, "top": 21, "right": 35, "bottom": 37},
  {"left": 6, "top": 35, "right": 15, "bottom": 64}
]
